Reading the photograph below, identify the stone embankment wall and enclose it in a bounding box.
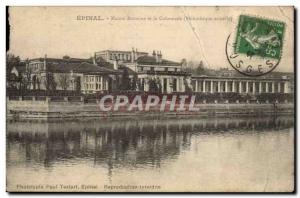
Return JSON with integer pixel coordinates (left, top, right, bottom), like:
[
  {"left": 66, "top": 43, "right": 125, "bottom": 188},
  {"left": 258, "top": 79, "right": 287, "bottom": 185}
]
[{"left": 7, "top": 96, "right": 294, "bottom": 119}]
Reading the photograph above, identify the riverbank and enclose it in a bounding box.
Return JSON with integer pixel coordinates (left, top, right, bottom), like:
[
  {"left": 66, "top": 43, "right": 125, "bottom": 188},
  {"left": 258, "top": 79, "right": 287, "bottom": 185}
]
[{"left": 7, "top": 97, "right": 294, "bottom": 119}]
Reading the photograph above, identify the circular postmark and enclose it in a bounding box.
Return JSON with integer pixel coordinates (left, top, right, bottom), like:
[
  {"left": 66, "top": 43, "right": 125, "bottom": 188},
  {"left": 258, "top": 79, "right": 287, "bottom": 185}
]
[{"left": 226, "top": 15, "right": 285, "bottom": 77}]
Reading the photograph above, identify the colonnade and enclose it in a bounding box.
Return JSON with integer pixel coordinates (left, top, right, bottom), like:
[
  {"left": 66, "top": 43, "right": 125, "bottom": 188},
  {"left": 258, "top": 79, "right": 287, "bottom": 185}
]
[{"left": 193, "top": 79, "right": 290, "bottom": 94}]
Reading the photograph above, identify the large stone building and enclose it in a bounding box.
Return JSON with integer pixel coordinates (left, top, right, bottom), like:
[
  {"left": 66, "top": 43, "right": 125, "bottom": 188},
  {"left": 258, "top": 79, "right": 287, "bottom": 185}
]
[
  {"left": 25, "top": 56, "right": 120, "bottom": 94},
  {"left": 95, "top": 48, "right": 191, "bottom": 93},
  {"left": 12, "top": 48, "right": 292, "bottom": 95}
]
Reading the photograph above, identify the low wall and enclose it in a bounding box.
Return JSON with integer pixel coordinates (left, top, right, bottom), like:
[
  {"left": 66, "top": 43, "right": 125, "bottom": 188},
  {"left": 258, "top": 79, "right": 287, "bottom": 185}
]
[{"left": 7, "top": 97, "right": 294, "bottom": 119}]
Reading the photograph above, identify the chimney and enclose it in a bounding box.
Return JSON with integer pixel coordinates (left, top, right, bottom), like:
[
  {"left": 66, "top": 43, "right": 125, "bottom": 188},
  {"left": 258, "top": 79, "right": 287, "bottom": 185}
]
[
  {"left": 152, "top": 50, "right": 156, "bottom": 57},
  {"left": 44, "top": 54, "right": 47, "bottom": 70},
  {"left": 157, "top": 51, "right": 162, "bottom": 63},
  {"left": 135, "top": 48, "right": 138, "bottom": 59},
  {"left": 93, "top": 54, "right": 96, "bottom": 65},
  {"left": 113, "top": 59, "right": 118, "bottom": 70},
  {"left": 153, "top": 50, "right": 161, "bottom": 63},
  {"left": 131, "top": 47, "right": 135, "bottom": 63}
]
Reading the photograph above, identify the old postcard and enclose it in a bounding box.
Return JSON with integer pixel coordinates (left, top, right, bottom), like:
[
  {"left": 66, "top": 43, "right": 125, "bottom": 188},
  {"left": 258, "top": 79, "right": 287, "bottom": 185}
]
[{"left": 6, "top": 6, "right": 294, "bottom": 192}]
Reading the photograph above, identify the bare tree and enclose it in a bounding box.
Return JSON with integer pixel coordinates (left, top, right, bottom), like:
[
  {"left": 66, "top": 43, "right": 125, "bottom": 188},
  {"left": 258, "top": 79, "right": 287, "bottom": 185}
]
[
  {"left": 23, "top": 67, "right": 32, "bottom": 90},
  {"left": 43, "top": 73, "right": 57, "bottom": 91},
  {"left": 6, "top": 53, "right": 20, "bottom": 82},
  {"left": 58, "top": 73, "right": 70, "bottom": 91}
]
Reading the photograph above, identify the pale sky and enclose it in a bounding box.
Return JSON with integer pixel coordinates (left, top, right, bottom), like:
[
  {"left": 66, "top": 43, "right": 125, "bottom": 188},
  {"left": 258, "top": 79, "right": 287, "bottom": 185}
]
[{"left": 8, "top": 6, "right": 294, "bottom": 72}]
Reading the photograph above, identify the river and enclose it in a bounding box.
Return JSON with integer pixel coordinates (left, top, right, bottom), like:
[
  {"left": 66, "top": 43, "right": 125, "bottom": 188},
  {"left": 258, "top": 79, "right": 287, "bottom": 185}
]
[{"left": 6, "top": 115, "right": 294, "bottom": 192}]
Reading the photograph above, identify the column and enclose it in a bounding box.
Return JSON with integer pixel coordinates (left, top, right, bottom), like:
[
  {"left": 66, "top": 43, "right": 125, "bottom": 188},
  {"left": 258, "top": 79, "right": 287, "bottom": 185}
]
[
  {"left": 284, "top": 82, "right": 289, "bottom": 93},
  {"left": 94, "top": 76, "right": 97, "bottom": 91},
  {"left": 266, "top": 82, "right": 269, "bottom": 93},
  {"left": 100, "top": 76, "right": 103, "bottom": 90},
  {"left": 181, "top": 77, "right": 184, "bottom": 92},
  {"left": 259, "top": 82, "right": 262, "bottom": 93},
  {"left": 145, "top": 79, "right": 149, "bottom": 92},
  {"left": 272, "top": 82, "right": 275, "bottom": 93},
  {"left": 210, "top": 81, "right": 213, "bottom": 93},
  {"left": 166, "top": 78, "right": 170, "bottom": 93},
  {"left": 177, "top": 78, "right": 180, "bottom": 92},
  {"left": 252, "top": 82, "right": 256, "bottom": 94},
  {"left": 232, "top": 81, "right": 236, "bottom": 92},
  {"left": 225, "top": 81, "right": 228, "bottom": 92},
  {"left": 246, "top": 81, "right": 249, "bottom": 93},
  {"left": 239, "top": 81, "right": 242, "bottom": 93},
  {"left": 203, "top": 80, "right": 206, "bottom": 93},
  {"left": 195, "top": 80, "right": 198, "bottom": 92},
  {"left": 218, "top": 81, "right": 221, "bottom": 93},
  {"left": 277, "top": 82, "right": 281, "bottom": 93}
]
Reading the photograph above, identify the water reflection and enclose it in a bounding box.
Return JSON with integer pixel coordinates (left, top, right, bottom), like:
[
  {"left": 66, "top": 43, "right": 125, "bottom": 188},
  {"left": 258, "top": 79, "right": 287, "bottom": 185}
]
[
  {"left": 6, "top": 115, "right": 294, "bottom": 191},
  {"left": 7, "top": 116, "right": 293, "bottom": 168}
]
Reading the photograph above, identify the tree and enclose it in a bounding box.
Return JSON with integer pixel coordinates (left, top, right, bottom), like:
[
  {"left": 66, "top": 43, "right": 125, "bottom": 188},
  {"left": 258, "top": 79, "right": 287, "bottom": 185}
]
[
  {"left": 6, "top": 53, "right": 20, "bottom": 81},
  {"left": 58, "top": 73, "right": 70, "bottom": 90},
  {"left": 148, "top": 78, "right": 159, "bottom": 93},
  {"left": 131, "top": 74, "right": 138, "bottom": 91},
  {"left": 75, "top": 76, "right": 81, "bottom": 93},
  {"left": 182, "top": 60, "right": 194, "bottom": 73},
  {"left": 195, "top": 61, "right": 205, "bottom": 74},
  {"left": 184, "top": 78, "right": 193, "bottom": 93},
  {"left": 43, "top": 73, "right": 57, "bottom": 91},
  {"left": 63, "top": 55, "right": 70, "bottom": 59},
  {"left": 23, "top": 66, "right": 32, "bottom": 90},
  {"left": 156, "top": 78, "right": 162, "bottom": 93},
  {"left": 181, "top": 58, "right": 187, "bottom": 68},
  {"left": 120, "top": 68, "right": 131, "bottom": 90}
]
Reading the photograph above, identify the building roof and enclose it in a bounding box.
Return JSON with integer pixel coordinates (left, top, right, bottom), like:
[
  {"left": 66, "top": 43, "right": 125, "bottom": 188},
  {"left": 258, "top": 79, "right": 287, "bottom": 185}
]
[
  {"left": 30, "top": 57, "right": 93, "bottom": 63},
  {"left": 136, "top": 55, "right": 181, "bottom": 66},
  {"left": 14, "top": 65, "right": 26, "bottom": 73},
  {"left": 47, "top": 62, "right": 120, "bottom": 74},
  {"left": 192, "top": 68, "right": 293, "bottom": 80},
  {"left": 95, "top": 50, "right": 148, "bottom": 54},
  {"left": 118, "top": 65, "right": 137, "bottom": 75}
]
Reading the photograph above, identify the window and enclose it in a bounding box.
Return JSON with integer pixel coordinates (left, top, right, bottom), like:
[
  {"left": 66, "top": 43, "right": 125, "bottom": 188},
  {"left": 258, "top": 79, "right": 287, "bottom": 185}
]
[
  {"left": 262, "top": 82, "right": 266, "bottom": 93},
  {"left": 236, "top": 83, "right": 240, "bottom": 92},
  {"left": 268, "top": 82, "right": 272, "bottom": 93},
  {"left": 280, "top": 82, "right": 285, "bottom": 93},
  {"left": 173, "top": 79, "right": 177, "bottom": 92},
  {"left": 163, "top": 79, "right": 167, "bottom": 92},
  {"left": 255, "top": 82, "right": 260, "bottom": 93},
  {"left": 274, "top": 82, "right": 279, "bottom": 93}
]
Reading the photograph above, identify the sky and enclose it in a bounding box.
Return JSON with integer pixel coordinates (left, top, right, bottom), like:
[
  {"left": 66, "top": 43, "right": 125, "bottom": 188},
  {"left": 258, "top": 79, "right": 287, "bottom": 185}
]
[{"left": 8, "top": 6, "right": 294, "bottom": 72}]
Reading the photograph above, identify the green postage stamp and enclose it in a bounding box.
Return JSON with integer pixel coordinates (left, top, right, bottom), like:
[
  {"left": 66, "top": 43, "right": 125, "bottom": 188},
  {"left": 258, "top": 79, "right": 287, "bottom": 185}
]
[{"left": 235, "top": 15, "right": 285, "bottom": 60}]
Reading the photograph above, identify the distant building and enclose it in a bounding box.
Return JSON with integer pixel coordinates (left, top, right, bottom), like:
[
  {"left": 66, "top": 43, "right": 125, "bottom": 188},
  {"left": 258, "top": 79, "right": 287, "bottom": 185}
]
[
  {"left": 11, "top": 48, "right": 292, "bottom": 95},
  {"left": 95, "top": 48, "right": 148, "bottom": 64},
  {"left": 192, "top": 75, "right": 292, "bottom": 94},
  {"left": 26, "top": 56, "right": 120, "bottom": 94},
  {"left": 95, "top": 48, "right": 191, "bottom": 93}
]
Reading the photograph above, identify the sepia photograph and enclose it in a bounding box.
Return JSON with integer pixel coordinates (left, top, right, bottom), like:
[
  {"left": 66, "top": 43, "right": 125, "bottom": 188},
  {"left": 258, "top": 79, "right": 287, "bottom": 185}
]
[{"left": 6, "top": 6, "right": 295, "bottom": 192}]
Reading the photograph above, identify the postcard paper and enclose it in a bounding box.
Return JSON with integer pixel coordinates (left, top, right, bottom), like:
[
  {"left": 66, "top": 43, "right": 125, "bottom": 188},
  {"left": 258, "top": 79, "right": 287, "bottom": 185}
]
[{"left": 6, "top": 6, "right": 294, "bottom": 192}]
